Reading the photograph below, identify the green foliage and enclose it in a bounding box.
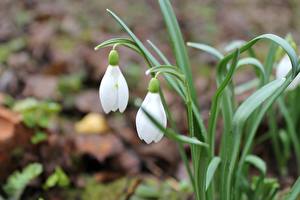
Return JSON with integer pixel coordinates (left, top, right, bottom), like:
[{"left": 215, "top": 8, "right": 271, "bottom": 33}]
[
  {"left": 58, "top": 73, "right": 84, "bottom": 95},
  {"left": 132, "top": 178, "right": 191, "bottom": 200},
  {"left": 81, "top": 178, "right": 191, "bottom": 200},
  {"left": 44, "top": 167, "right": 70, "bottom": 189},
  {"left": 30, "top": 131, "right": 48, "bottom": 144},
  {"left": 12, "top": 98, "right": 61, "bottom": 129},
  {"left": 3, "top": 163, "right": 43, "bottom": 200},
  {"left": 275, "top": 34, "right": 298, "bottom": 62},
  {"left": 286, "top": 177, "right": 300, "bottom": 200},
  {"left": 82, "top": 178, "right": 128, "bottom": 200},
  {"left": 0, "top": 38, "right": 26, "bottom": 64},
  {"left": 97, "top": 1, "right": 300, "bottom": 200}
]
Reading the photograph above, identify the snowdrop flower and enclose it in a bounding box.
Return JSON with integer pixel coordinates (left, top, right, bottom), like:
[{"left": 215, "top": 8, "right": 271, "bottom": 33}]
[
  {"left": 136, "top": 78, "right": 167, "bottom": 144},
  {"left": 99, "top": 49, "right": 129, "bottom": 113},
  {"left": 276, "top": 55, "right": 300, "bottom": 90}
]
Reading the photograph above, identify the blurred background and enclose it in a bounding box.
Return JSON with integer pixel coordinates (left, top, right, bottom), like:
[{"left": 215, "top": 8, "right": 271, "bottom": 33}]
[{"left": 0, "top": 0, "right": 299, "bottom": 199}]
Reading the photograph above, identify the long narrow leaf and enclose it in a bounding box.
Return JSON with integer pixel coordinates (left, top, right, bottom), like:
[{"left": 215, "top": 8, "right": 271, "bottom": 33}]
[
  {"left": 106, "top": 9, "right": 159, "bottom": 65},
  {"left": 147, "top": 40, "right": 171, "bottom": 65},
  {"left": 236, "top": 57, "right": 266, "bottom": 84},
  {"left": 141, "top": 107, "right": 208, "bottom": 148},
  {"left": 187, "top": 42, "right": 224, "bottom": 60},
  {"left": 206, "top": 157, "right": 221, "bottom": 190},
  {"left": 233, "top": 78, "right": 286, "bottom": 125},
  {"left": 245, "top": 155, "right": 266, "bottom": 175},
  {"left": 158, "top": 0, "right": 198, "bottom": 105},
  {"left": 286, "top": 177, "right": 300, "bottom": 200}
]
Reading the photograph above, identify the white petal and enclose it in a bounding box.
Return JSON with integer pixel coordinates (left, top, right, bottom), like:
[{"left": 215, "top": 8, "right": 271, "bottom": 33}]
[
  {"left": 117, "top": 68, "right": 129, "bottom": 113},
  {"left": 276, "top": 55, "right": 300, "bottom": 90},
  {"left": 276, "top": 55, "right": 292, "bottom": 78},
  {"left": 154, "top": 133, "right": 164, "bottom": 143},
  {"left": 99, "top": 66, "right": 118, "bottom": 113},
  {"left": 136, "top": 93, "right": 167, "bottom": 144}
]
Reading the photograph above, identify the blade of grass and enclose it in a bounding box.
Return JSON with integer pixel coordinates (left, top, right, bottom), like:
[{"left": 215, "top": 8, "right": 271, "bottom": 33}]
[
  {"left": 187, "top": 42, "right": 224, "bottom": 60},
  {"left": 215, "top": 34, "right": 298, "bottom": 200},
  {"left": 206, "top": 157, "right": 221, "bottom": 191},
  {"left": 245, "top": 155, "right": 266, "bottom": 176},
  {"left": 221, "top": 78, "right": 287, "bottom": 200},
  {"left": 208, "top": 49, "right": 240, "bottom": 156},
  {"left": 286, "top": 177, "right": 300, "bottom": 200},
  {"left": 158, "top": 0, "right": 198, "bottom": 106},
  {"left": 278, "top": 97, "right": 300, "bottom": 174}
]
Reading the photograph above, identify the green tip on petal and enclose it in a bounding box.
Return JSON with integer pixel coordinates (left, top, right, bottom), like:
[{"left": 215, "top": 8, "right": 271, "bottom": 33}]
[
  {"left": 148, "top": 78, "right": 160, "bottom": 93},
  {"left": 108, "top": 49, "right": 119, "bottom": 66}
]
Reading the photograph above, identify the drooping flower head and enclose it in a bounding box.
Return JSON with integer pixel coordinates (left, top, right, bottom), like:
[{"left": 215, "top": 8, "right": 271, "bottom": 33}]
[
  {"left": 136, "top": 78, "right": 167, "bottom": 144},
  {"left": 276, "top": 55, "right": 300, "bottom": 90},
  {"left": 99, "top": 49, "right": 129, "bottom": 113}
]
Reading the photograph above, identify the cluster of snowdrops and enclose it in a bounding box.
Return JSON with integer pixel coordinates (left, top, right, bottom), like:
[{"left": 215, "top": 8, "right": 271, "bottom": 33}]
[{"left": 95, "top": 1, "right": 300, "bottom": 200}]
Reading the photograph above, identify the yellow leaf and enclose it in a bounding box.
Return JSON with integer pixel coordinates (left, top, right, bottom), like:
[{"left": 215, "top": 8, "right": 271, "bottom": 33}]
[{"left": 75, "top": 113, "right": 109, "bottom": 134}]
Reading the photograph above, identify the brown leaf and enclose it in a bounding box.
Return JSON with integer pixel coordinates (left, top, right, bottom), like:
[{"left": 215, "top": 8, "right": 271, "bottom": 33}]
[
  {"left": 22, "top": 75, "right": 58, "bottom": 99},
  {"left": 75, "top": 134, "right": 124, "bottom": 162},
  {"left": 136, "top": 139, "right": 180, "bottom": 166},
  {"left": 112, "top": 150, "right": 141, "bottom": 175},
  {"left": 0, "top": 106, "right": 22, "bottom": 142},
  {"left": 74, "top": 90, "right": 101, "bottom": 113},
  {"left": 0, "top": 106, "right": 33, "bottom": 180}
]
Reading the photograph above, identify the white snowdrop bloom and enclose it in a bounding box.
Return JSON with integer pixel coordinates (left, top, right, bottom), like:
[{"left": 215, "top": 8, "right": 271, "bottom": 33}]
[
  {"left": 136, "top": 78, "right": 167, "bottom": 144},
  {"left": 276, "top": 55, "right": 300, "bottom": 90},
  {"left": 99, "top": 50, "right": 129, "bottom": 113}
]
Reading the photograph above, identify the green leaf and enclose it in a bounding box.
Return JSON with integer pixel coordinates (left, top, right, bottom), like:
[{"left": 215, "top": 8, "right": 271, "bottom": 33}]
[
  {"left": 13, "top": 98, "right": 61, "bottom": 129},
  {"left": 3, "top": 163, "right": 43, "bottom": 199},
  {"left": 245, "top": 155, "right": 266, "bottom": 176},
  {"left": 235, "top": 79, "right": 259, "bottom": 95},
  {"left": 44, "top": 166, "right": 70, "bottom": 189},
  {"left": 236, "top": 57, "right": 266, "bottom": 84},
  {"left": 147, "top": 40, "right": 171, "bottom": 65},
  {"left": 13, "top": 98, "right": 39, "bottom": 112},
  {"left": 187, "top": 42, "right": 224, "bottom": 60},
  {"left": 248, "top": 34, "right": 298, "bottom": 75},
  {"left": 135, "top": 185, "right": 160, "bottom": 198},
  {"left": 58, "top": 73, "right": 84, "bottom": 95},
  {"left": 208, "top": 48, "right": 240, "bottom": 152},
  {"left": 141, "top": 107, "right": 208, "bottom": 148},
  {"left": 233, "top": 78, "right": 286, "bottom": 125},
  {"left": 217, "top": 34, "right": 298, "bottom": 80},
  {"left": 158, "top": 0, "right": 198, "bottom": 105},
  {"left": 206, "top": 157, "right": 221, "bottom": 190},
  {"left": 31, "top": 131, "right": 48, "bottom": 144},
  {"left": 224, "top": 40, "right": 246, "bottom": 52},
  {"left": 22, "top": 112, "right": 37, "bottom": 128},
  {"left": 146, "top": 65, "right": 185, "bottom": 82},
  {"left": 94, "top": 37, "right": 142, "bottom": 54},
  {"left": 286, "top": 177, "right": 300, "bottom": 200},
  {"left": 106, "top": 9, "right": 158, "bottom": 66}
]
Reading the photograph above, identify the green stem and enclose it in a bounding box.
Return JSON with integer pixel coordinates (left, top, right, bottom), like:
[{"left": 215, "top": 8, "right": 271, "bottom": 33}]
[
  {"left": 184, "top": 81, "right": 200, "bottom": 200},
  {"left": 278, "top": 97, "right": 300, "bottom": 174},
  {"left": 159, "top": 89, "right": 196, "bottom": 192},
  {"left": 268, "top": 107, "right": 287, "bottom": 175}
]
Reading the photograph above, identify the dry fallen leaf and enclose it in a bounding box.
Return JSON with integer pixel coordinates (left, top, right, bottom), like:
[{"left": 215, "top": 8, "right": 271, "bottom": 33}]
[
  {"left": 22, "top": 75, "right": 58, "bottom": 99},
  {"left": 75, "top": 134, "right": 124, "bottom": 162},
  {"left": 75, "top": 113, "right": 109, "bottom": 134},
  {"left": 0, "top": 106, "right": 22, "bottom": 142},
  {"left": 74, "top": 90, "right": 101, "bottom": 113}
]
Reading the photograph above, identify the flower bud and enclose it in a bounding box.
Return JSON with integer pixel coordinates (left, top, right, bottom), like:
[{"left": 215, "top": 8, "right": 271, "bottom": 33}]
[
  {"left": 148, "top": 78, "right": 160, "bottom": 93},
  {"left": 108, "top": 49, "right": 119, "bottom": 66}
]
